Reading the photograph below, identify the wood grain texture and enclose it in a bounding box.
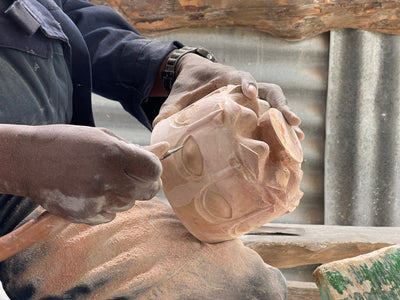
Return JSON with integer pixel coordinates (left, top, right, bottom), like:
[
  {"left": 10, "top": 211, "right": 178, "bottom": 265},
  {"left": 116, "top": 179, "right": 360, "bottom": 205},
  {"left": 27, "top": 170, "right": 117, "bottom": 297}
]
[
  {"left": 240, "top": 223, "right": 400, "bottom": 268},
  {"left": 91, "top": 0, "right": 400, "bottom": 40},
  {"left": 287, "top": 281, "right": 322, "bottom": 300},
  {"left": 313, "top": 245, "right": 400, "bottom": 300}
]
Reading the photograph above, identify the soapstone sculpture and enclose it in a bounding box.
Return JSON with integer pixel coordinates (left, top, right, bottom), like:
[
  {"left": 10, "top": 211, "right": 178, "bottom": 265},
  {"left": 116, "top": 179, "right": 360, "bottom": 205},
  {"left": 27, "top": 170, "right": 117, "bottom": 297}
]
[{"left": 151, "top": 85, "right": 303, "bottom": 243}]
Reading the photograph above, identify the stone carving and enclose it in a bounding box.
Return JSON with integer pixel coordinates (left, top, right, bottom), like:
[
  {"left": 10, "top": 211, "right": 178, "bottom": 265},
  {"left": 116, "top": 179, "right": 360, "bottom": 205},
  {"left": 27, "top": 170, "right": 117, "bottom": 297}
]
[{"left": 151, "top": 85, "right": 303, "bottom": 243}]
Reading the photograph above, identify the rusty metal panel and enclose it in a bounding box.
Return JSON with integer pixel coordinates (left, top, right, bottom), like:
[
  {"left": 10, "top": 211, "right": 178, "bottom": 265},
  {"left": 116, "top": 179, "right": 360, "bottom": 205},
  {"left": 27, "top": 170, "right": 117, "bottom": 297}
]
[
  {"left": 325, "top": 29, "right": 400, "bottom": 226},
  {"left": 93, "top": 28, "right": 329, "bottom": 224}
]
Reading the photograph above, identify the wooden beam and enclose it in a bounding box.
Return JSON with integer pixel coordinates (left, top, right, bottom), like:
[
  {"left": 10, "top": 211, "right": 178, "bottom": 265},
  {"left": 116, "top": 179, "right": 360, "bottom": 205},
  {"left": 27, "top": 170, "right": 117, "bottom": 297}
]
[
  {"left": 239, "top": 223, "right": 400, "bottom": 268},
  {"left": 91, "top": 0, "right": 400, "bottom": 40},
  {"left": 313, "top": 245, "right": 400, "bottom": 300},
  {"left": 287, "top": 281, "right": 322, "bottom": 300}
]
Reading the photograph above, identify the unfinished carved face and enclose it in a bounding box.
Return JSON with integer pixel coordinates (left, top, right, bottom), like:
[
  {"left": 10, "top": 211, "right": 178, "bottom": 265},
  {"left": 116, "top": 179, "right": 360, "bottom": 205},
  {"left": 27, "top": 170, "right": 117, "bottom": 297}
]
[{"left": 151, "top": 85, "right": 303, "bottom": 243}]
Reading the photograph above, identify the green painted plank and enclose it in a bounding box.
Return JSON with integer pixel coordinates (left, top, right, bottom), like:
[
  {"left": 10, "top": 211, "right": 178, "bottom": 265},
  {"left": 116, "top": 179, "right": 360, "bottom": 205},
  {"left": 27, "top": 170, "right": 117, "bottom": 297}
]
[{"left": 313, "top": 245, "right": 400, "bottom": 300}]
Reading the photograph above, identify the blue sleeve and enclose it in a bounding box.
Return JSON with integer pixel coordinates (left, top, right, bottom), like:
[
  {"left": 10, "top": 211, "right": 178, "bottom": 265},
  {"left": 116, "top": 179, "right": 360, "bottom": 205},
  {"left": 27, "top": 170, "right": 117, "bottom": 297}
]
[{"left": 61, "top": 0, "right": 182, "bottom": 129}]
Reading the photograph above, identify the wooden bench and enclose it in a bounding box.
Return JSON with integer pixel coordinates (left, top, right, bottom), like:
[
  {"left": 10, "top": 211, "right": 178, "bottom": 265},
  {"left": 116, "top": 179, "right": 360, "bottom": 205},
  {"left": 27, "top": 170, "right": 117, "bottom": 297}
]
[{"left": 241, "top": 223, "right": 400, "bottom": 299}]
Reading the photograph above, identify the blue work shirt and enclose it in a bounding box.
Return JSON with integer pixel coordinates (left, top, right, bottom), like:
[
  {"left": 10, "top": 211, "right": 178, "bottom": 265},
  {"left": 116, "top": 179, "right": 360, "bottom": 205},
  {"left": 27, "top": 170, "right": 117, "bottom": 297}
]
[
  {"left": 0, "top": 0, "right": 182, "bottom": 235},
  {"left": 1, "top": 0, "right": 181, "bottom": 128}
]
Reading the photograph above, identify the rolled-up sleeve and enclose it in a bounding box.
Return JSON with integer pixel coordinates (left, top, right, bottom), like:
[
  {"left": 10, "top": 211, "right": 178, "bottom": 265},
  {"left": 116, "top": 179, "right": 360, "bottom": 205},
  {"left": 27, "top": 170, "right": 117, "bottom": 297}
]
[{"left": 61, "top": 0, "right": 182, "bottom": 128}]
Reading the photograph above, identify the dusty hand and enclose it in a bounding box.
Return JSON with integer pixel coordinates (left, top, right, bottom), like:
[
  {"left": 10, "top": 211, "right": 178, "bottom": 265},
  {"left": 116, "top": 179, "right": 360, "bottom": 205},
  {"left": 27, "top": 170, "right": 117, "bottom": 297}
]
[
  {"left": 153, "top": 54, "right": 257, "bottom": 126},
  {"left": 14, "top": 125, "right": 168, "bottom": 225},
  {"left": 257, "top": 83, "right": 304, "bottom": 140},
  {"left": 153, "top": 54, "right": 304, "bottom": 140}
]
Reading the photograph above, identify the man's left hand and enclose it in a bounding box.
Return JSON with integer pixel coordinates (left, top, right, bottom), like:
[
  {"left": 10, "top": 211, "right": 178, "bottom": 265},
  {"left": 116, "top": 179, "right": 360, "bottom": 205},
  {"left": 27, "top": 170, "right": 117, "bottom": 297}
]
[{"left": 153, "top": 54, "right": 304, "bottom": 140}]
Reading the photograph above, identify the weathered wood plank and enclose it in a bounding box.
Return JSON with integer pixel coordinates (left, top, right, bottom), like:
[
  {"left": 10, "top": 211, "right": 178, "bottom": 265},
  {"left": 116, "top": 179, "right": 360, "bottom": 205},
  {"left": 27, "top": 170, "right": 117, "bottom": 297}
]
[
  {"left": 287, "top": 281, "right": 322, "bottom": 300},
  {"left": 240, "top": 223, "right": 400, "bottom": 268},
  {"left": 91, "top": 0, "right": 400, "bottom": 40},
  {"left": 313, "top": 245, "right": 400, "bottom": 300}
]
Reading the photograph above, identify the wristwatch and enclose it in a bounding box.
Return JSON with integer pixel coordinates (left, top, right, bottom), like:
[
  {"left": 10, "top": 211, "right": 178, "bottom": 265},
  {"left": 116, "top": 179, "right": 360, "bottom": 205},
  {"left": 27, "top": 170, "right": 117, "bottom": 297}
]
[{"left": 162, "top": 46, "right": 217, "bottom": 93}]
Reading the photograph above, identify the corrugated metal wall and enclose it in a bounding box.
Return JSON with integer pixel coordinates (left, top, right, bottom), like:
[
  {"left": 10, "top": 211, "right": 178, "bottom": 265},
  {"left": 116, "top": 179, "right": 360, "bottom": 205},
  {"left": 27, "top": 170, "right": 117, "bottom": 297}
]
[{"left": 325, "top": 29, "right": 400, "bottom": 226}]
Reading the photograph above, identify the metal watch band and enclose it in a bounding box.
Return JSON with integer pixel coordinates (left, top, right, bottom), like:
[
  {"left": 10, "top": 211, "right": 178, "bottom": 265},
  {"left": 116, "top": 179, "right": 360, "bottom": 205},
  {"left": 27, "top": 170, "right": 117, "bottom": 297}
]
[{"left": 162, "top": 46, "right": 217, "bottom": 93}]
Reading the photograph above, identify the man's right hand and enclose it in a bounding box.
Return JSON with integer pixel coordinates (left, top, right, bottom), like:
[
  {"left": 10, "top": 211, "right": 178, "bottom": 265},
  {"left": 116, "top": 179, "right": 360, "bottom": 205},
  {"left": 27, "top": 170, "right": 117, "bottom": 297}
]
[{"left": 0, "top": 124, "right": 168, "bottom": 225}]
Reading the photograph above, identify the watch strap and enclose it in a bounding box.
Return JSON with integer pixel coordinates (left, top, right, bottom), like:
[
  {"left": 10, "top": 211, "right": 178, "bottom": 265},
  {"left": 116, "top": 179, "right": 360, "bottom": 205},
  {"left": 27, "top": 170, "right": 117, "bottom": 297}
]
[{"left": 162, "top": 46, "right": 217, "bottom": 93}]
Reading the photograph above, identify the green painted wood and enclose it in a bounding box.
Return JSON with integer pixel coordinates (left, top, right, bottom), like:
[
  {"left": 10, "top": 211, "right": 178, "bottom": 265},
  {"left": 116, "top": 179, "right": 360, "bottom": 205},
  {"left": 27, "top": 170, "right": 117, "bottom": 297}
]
[{"left": 313, "top": 245, "right": 400, "bottom": 300}]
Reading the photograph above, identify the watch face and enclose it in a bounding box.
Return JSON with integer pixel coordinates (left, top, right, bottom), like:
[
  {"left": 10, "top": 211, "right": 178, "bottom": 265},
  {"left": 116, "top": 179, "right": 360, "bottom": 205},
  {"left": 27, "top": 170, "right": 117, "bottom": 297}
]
[{"left": 196, "top": 47, "right": 217, "bottom": 62}]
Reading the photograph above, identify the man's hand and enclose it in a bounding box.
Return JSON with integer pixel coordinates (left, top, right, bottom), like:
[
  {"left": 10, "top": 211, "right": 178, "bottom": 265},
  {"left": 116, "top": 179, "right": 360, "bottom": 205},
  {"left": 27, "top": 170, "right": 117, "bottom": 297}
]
[
  {"left": 0, "top": 124, "right": 168, "bottom": 225},
  {"left": 153, "top": 53, "right": 304, "bottom": 140},
  {"left": 257, "top": 83, "right": 304, "bottom": 140}
]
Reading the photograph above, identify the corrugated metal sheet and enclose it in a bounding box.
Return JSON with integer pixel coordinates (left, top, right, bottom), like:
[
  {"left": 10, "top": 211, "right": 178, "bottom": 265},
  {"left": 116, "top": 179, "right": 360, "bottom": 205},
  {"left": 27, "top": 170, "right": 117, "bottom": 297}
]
[
  {"left": 92, "top": 96, "right": 151, "bottom": 146},
  {"left": 93, "top": 28, "right": 329, "bottom": 224},
  {"left": 325, "top": 29, "right": 400, "bottom": 226}
]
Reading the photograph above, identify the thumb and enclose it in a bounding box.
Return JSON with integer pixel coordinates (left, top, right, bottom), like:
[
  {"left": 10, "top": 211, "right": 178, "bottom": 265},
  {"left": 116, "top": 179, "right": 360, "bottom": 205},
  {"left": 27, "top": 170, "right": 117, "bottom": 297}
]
[
  {"left": 242, "top": 82, "right": 258, "bottom": 100},
  {"left": 144, "top": 141, "right": 170, "bottom": 159}
]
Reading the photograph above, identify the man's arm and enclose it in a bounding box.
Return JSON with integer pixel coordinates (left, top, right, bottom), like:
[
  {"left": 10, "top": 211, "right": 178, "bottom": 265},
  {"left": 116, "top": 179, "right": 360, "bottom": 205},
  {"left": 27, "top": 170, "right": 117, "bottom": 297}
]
[
  {"left": 60, "top": 0, "right": 181, "bottom": 126},
  {"left": 0, "top": 124, "right": 168, "bottom": 225},
  {"left": 60, "top": 0, "right": 303, "bottom": 136}
]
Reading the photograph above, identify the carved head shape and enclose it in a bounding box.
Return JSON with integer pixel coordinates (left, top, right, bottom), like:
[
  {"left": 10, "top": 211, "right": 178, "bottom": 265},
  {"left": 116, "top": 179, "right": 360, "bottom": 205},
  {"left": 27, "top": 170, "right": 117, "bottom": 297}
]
[{"left": 151, "top": 85, "right": 303, "bottom": 243}]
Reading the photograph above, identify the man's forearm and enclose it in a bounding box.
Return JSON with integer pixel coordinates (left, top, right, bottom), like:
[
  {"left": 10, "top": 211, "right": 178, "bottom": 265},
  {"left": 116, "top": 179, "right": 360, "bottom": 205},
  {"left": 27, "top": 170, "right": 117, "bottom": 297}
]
[{"left": 0, "top": 124, "right": 34, "bottom": 197}]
